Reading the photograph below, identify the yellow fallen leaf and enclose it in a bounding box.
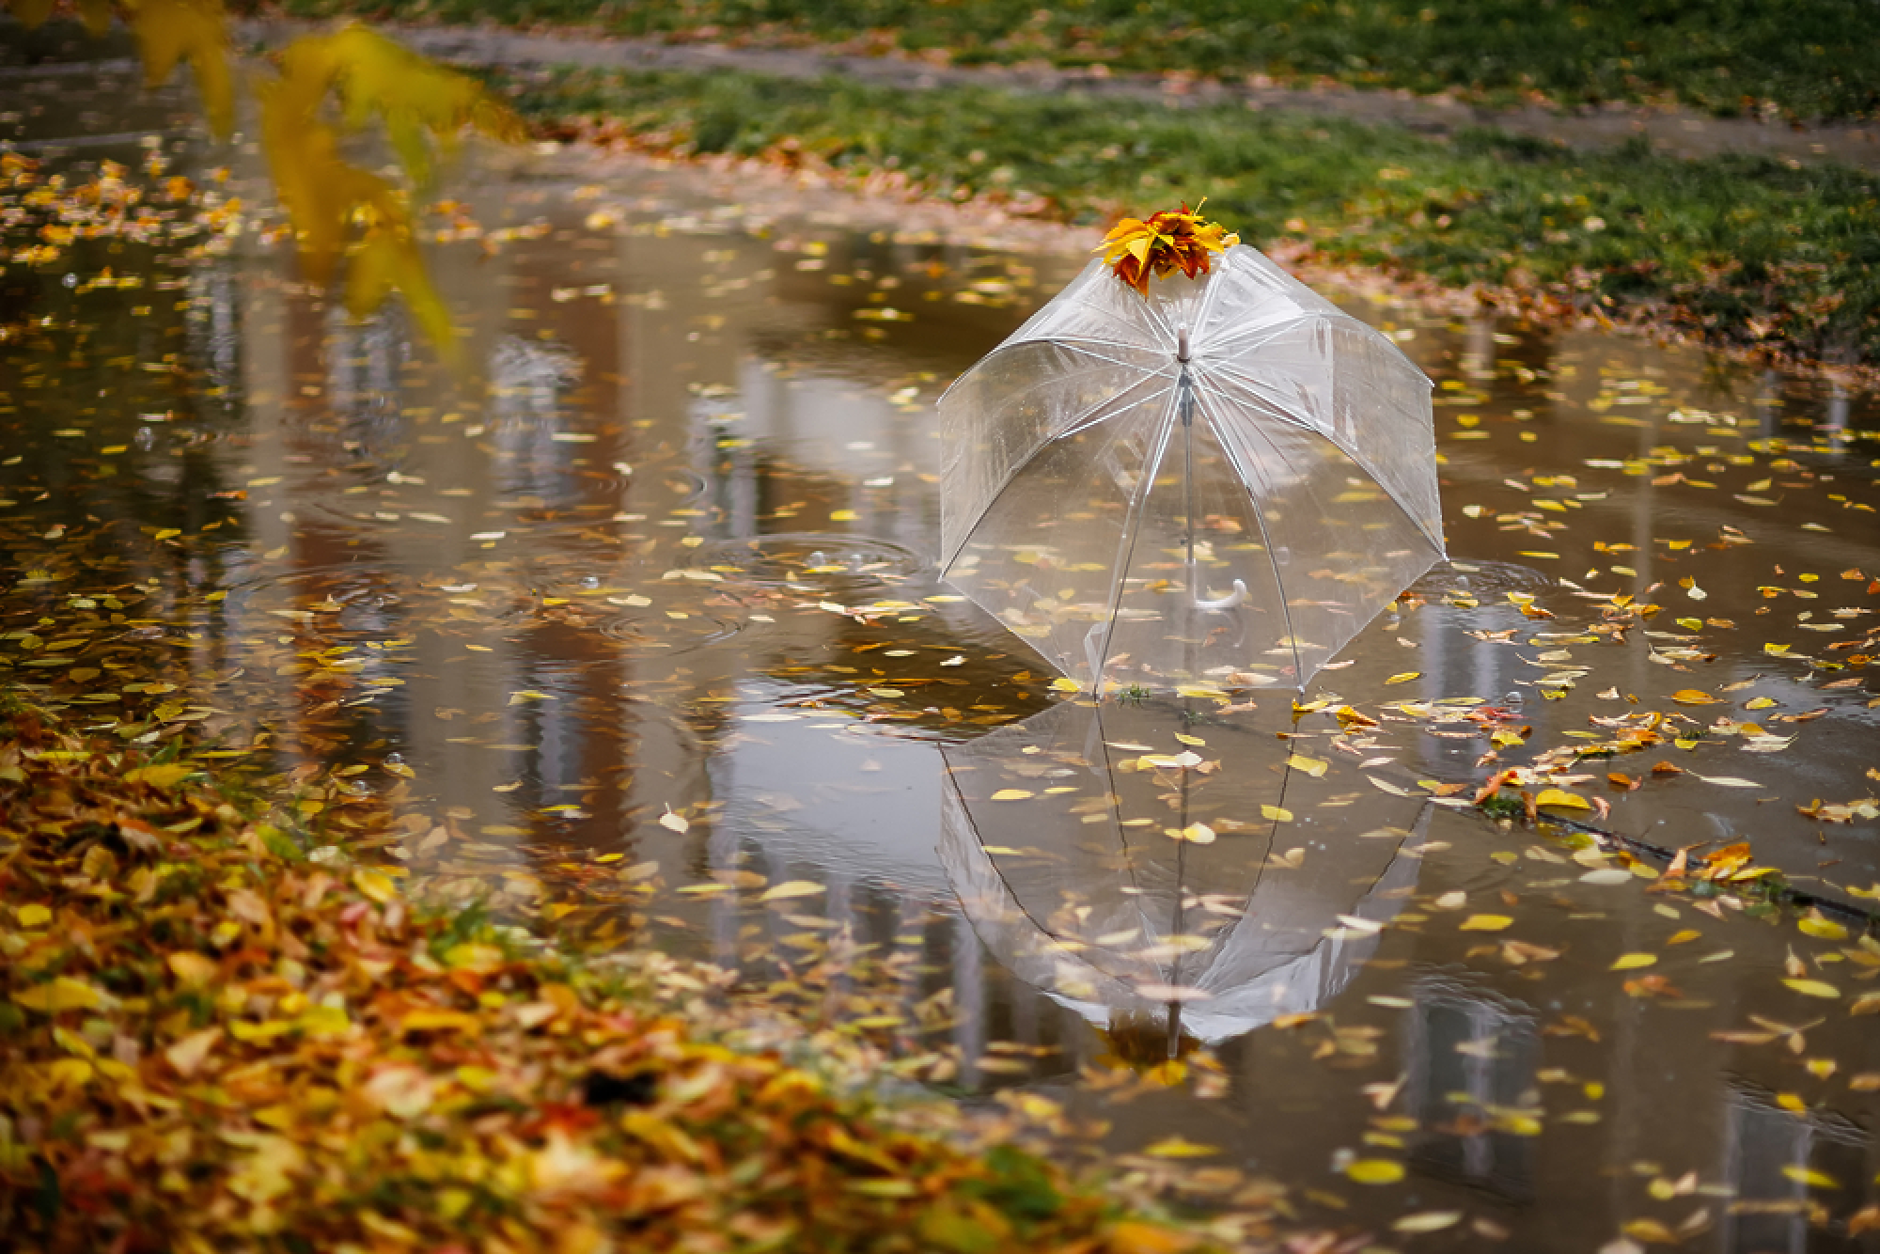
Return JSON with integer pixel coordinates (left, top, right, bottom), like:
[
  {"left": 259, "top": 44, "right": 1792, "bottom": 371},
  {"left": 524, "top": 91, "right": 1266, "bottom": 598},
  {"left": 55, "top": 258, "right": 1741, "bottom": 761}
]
[
  {"left": 1670, "top": 689, "right": 1721, "bottom": 705},
  {"left": 1783, "top": 978, "right": 1841, "bottom": 999},
  {"left": 1781, "top": 1165, "right": 1840, "bottom": 1190},
  {"left": 1105, "top": 1220, "right": 1199, "bottom": 1254},
  {"left": 1611, "top": 953, "right": 1657, "bottom": 970},
  {"left": 1260, "top": 804, "right": 1294, "bottom": 822},
  {"left": 1385, "top": 671, "right": 1422, "bottom": 684},
  {"left": 1798, "top": 914, "right": 1848, "bottom": 941},
  {"left": 1285, "top": 754, "right": 1329, "bottom": 777},
  {"left": 1534, "top": 788, "right": 1590, "bottom": 810},
  {"left": 167, "top": 952, "right": 218, "bottom": 987},
  {"left": 758, "top": 880, "right": 826, "bottom": 903},
  {"left": 1459, "top": 915, "right": 1513, "bottom": 932},
  {"left": 16, "top": 903, "right": 50, "bottom": 928},
  {"left": 353, "top": 868, "right": 397, "bottom": 904},
  {"left": 1170, "top": 823, "right": 1216, "bottom": 844},
  {"left": 1345, "top": 1158, "right": 1406, "bottom": 1184},
  {"left": 1049, "top": 677, "right": 1083, "bottom": 693},
  {"left": 1666, "top": 930, "right": 1701, "bottom": 945},
  {"left": 1393, "top": 1211, "right": 1463, "bottom": 1234},
  {"left": 989, "top": 789, "right": 1035, "bottom": 801},
  {"left": 13, "top": 976, "right": 107, "bottom": 1013},
  {"left": 164, "top": 1027, "right": 221, "bottom": 1077},
  {"left": 1141, "top": 1136, "right": 1219, "bottom": 1158},
  {"left": 658, "top": 810, "right": 689, "bottom": 833},
  {"left": 124, "top": 763, "right": 193, "bottom": 789},
  {"left": 1849, "top": 994, "right": 1880, "bottom": 1015}
]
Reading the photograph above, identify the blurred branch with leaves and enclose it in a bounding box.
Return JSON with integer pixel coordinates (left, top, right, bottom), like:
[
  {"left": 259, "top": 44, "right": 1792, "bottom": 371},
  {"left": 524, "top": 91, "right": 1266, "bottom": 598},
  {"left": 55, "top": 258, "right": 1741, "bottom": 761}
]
[{"left": 3, "top": 0, "right": 525, "bottom": 359}]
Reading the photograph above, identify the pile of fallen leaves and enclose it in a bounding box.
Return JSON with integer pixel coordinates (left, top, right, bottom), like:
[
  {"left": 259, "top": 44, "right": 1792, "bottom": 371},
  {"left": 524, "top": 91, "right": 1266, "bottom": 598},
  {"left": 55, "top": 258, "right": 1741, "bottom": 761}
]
[{"left": 0, "top": 700, "right": 1203, "bottom": 1253}]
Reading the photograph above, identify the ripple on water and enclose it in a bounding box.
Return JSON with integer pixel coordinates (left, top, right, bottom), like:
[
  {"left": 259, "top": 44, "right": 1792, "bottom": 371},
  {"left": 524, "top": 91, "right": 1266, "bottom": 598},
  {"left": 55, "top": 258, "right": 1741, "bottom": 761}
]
[
  {"left": 596, "top": 612, "right": 744, "bottom": 655},
  {"left": 684, "top": 532, "right": 926, "bottom": 590},
  {"left": 1408, "top": 558, "right": 1557, "bottom": 599}
]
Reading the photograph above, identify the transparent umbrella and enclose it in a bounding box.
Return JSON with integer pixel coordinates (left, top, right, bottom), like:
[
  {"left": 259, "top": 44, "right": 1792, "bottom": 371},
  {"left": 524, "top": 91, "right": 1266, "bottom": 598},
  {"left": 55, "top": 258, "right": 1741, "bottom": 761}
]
[
  {"left": 939, "top": 695, "right": 1429, "bottom": 1051},
  {"left": 939, "top": 242, "right": 1444, "bottom": 693}
]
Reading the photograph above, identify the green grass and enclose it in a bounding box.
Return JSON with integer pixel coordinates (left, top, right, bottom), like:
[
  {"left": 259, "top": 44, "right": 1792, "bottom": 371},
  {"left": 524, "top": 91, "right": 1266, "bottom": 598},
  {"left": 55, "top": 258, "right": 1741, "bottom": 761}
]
[
  {"left": 265, "top": 0, "right": 1880, "bottom": 121},
  {"left": 500, "top": 66, "right": 1880, "bottom": 365}
]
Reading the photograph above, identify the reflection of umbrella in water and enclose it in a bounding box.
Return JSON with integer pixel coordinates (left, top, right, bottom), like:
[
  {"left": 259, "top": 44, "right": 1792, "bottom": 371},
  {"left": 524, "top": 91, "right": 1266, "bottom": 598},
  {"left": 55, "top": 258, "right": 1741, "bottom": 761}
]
[
  {"left": 939, "top": 243, "right": 1444, "bottom": 692},
  {"left": 939, "top": 695, "right": 1428, "bottom": 1049}
]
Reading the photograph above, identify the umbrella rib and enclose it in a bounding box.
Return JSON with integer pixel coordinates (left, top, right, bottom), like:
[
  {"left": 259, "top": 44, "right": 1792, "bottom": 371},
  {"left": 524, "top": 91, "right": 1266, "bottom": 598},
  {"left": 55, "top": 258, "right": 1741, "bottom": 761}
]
[
  {"left": 1086, "top": 392, "right": 1179, "bottom": 690},
  {"left": 1194, "top": 389, "right": 1307, "bottom": 686}
]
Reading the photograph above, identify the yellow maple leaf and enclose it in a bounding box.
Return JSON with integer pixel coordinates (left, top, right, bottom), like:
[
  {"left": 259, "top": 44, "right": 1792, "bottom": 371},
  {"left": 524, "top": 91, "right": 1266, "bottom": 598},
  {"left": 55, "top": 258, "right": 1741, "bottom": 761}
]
[{"left": 128, "top": 0, "right": 235, "bottom": 139}]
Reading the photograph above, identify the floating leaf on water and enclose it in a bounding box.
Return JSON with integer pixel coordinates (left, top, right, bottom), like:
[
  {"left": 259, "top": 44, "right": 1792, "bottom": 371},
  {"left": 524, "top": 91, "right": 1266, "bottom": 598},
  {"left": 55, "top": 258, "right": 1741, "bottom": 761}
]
[
  {"left": 1780, "top": 1165, "right": 1841, "bottom": 1190},
  {"left": 989, "top": 789, "right": 1035, "bottom": 801},
  {"left": 658, "top": 810, "right": 690, "bottom": 834},
  {"left": 1459, "top": 915, "right": 1513, "bottom": 932},
  {"left": 1783, "top": 979, "right": 1841, "bottom": 999},
  {"left": 1141, "top": 1136, "right": 1219, "bottom": 1159},
  {"left": 1611, "top": 953, "right": 1657, "bottom": 970},
  {"left": 1285, "top": 753, "right": 1329, "bottom": 777},
  {"left": 1798, "top": 914, "right": 1848, "bottom": 941},
  {"left": 758, "top": 881, "right": 826, "bottom": 903},
  {"left": 1345, "top": 1159, "right": 1406, "bottom": 1184},
  {"left": 1535, "top": 788, "right": 1591, "bottom": 810},
  {"left": 1693, "top": 774, "right": 1765, "bottom": 789},
  {"left": 1392, "top": 1211, "right": 1463, "bottom": 1234},
  {"left": 1671, "top": 690, "right": 1722, "bottom": 705}
]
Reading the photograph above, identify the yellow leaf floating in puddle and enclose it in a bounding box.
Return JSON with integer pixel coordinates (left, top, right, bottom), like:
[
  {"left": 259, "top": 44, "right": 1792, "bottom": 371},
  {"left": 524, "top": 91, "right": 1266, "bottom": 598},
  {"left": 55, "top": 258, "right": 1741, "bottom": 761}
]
[
  {"left": 1693, "top": 774, "right": 1765, "bottom": 789},
  {"left": 1385, "top": 672, "right": 1421, "bottom": 685},
  {"left": 1671, "top": 689, "right": 1722, "bottom": 705},
  {"left": 1393, "top": 1212, "right": 1463, "bottom": 1234},
  {"left": 1783, "top": 979, "right": 1841, "bottom": 999},
  {"left": 1534, "top": 788, "right": 1590, "bottom": 810},
  {"left": 1285, "top": 754, "right": 1329, "bottom": 777},
  {"left": 1168, "top": 823, "right": 1215, "bottom": 844},
  {"left": 989, "top": 789, "right": 1035, "bottom": 801},
  {"left": 1459, "top": 915, "right": 1513, "bottom": 932},
  {"left": 1781, "top": 1165, "right": 1841, "bottom": 1190},
  {"left": 1259, "top": 804, "right": 1295, "bottom": 822},
  {"left": 758, "top": 880, "right": 826, "bottom": 903},
  {"left": 1611, "top": 953, "right": 1657, "bottom": 970},
  {"left": 1141, "top": 1136, "right": 1220, "bottom": 1159},
  {"left": 1797, "top": 913, "right": 1847, "bottom": 941},
  {"left": 1345, "top": 1158, "right": 1406, "bottom": 1184},
  {"left": 657, "top": 810, "right": 690, "bottom": 834}
]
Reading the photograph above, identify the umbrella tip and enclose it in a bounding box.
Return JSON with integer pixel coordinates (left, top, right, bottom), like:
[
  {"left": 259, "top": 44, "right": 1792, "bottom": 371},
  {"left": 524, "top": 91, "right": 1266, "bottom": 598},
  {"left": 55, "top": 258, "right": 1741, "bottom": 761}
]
[{"left": 1176, "top": 325, "right": 1191, "bottom": 363}]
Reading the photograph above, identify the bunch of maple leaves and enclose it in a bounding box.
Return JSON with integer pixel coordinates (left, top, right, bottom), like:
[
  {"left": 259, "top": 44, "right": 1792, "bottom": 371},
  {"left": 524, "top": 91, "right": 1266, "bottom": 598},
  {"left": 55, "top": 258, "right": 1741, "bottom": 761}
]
[
  {"left": 1095, "top": 203, "right": 1239, "bottom": 296},
  {"left": 0, "top": 703, "right": 1205, "bottom": 1253},
  {"left": 3, "top": 0, "right": 524, "bottom": 358}
]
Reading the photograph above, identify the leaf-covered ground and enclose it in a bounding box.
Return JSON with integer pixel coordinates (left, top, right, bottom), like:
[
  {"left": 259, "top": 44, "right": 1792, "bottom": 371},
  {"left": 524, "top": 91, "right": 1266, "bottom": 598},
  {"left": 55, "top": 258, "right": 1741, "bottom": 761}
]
[
  {"left": 496, "top": 66, "right": 1880, "bottom": 372},
  {"left": 0, "top": 698, "right": 1219, "bottom": 1253},
  {"left": 256, "top": 0, "right": 1880, "bottom": 122}
]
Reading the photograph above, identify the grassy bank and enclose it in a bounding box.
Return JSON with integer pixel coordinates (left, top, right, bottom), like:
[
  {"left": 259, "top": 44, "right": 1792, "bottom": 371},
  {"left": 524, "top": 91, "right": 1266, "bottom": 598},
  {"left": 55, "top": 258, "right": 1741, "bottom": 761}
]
[
  {"left": 261, "top": 0, "right": 1880, "bottom": 121},
  {"left": 0, "top": 700, "right": 1207, "bottom": 1253},
  {"left": 505, "top": 65, "right": 1880, "bottom": 368}
]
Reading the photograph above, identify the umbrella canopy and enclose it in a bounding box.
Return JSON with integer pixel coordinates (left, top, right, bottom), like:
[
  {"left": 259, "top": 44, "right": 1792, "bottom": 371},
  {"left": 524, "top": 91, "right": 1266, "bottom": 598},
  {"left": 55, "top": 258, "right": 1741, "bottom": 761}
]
[
  {"left": 939, "top": 696, "right": 1428, "bottom": 1046},
  {"left": 939, "top": 244, "right": 1444, "bottom": 692}
]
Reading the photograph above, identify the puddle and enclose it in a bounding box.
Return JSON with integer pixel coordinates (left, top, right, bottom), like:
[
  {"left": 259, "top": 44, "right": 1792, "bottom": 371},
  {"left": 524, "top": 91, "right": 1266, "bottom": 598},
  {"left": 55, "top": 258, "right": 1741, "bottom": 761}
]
[{"left": 5, "top": 52, "right": 1880, "bottom": 1248}]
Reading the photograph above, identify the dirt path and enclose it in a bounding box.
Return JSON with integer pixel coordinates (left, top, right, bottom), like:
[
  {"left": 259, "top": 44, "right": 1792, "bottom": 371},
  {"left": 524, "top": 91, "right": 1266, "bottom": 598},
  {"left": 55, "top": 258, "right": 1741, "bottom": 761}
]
[{"left": 240, "top": 17, "right": 1880, "bottom": 173}]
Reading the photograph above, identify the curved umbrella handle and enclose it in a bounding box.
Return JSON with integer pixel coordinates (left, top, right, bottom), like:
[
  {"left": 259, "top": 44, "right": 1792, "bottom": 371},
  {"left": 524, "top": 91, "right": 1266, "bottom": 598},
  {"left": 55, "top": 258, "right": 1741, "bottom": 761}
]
[{"left": 1193, "top": 578, "right": 1248, "bottom": 611}]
